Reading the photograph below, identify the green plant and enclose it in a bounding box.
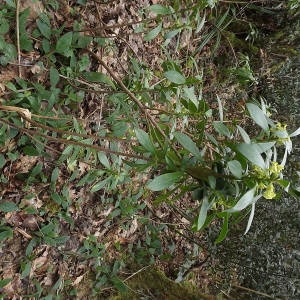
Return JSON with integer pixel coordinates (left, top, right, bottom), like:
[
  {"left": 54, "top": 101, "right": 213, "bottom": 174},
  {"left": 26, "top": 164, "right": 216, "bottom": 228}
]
[{"left": 0, "top": 0, "right": 299, "bottom": 298}]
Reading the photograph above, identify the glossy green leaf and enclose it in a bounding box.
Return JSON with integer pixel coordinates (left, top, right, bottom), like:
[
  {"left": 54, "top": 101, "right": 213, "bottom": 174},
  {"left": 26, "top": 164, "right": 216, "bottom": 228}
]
[
  {"left": 235, "top": 143, "right": 265, "bottom": 170},
  {"left": 227, "top": 160, "right": 243, "bottom": 179},
  {"left": 237, "top": 125, "right": 251, "bottom": 144},
  {"left": 145, "top": 23, "right": 162, "bottom": 41},
  {"left": 244, "top": 203, "right": 255, "bottom": 234},
  {"left": 147, "top": 171, "right": 184, "bottom": 191},
  {"left": 135, "top": 128, "right": 156, "bottom": 154},
  {"left": 226, "top": 187, "right": 259, "bottom": 212},
  {"left": 163, "top": 70, "right": 186, "bottom": 84},
  {"left": 0, "top": 201, "right": 18, "bottom": 212},
  {"left": 81, "top": 72, "right": 116, "bottom": 89},
  {"left": 289, "top": 126, "right": 300, "bottom": 137},
  {"left": 55, "top": 32, "right": 73, "bottom": 54},
  {"left": 215, "top": 213, "right": 229, "bottom": 244},
  {"left": 246, "top": 103, "right": 269, "bottom": 131},
  {"left": 253, "top": 141, "right": 276, "bottom": 154},
  {"left": 197, "top": 196, "right": 211, "bottom": 230},
  {"left": 149, "top": 4, "right": 171, "bottom": 14},
  {"left": 50, "top": 67, "right": 59, "bottom": 87},
  {"left": 213, "top": 121, "right": 231, "bottom": 138},
  {"left": 183, "top": 86, "right": 198, "bottom": 107},
  {"left": 173, "top": 132, "right": 202, "bottom": 160}
]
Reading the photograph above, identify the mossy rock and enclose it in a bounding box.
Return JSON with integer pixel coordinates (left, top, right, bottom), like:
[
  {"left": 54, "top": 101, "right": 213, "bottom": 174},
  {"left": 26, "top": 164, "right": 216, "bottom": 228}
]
[{"left": 110, "top": 265, "right": 215, "bottom": 300}]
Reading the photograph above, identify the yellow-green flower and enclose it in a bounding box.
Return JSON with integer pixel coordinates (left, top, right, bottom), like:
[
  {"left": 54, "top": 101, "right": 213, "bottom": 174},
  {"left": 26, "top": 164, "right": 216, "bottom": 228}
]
[
  {"left": 252, "top": 165, "right": 268, "bottom": 179},
  {"left": 263, "top": 183, "right": 276, "bottom": 199},
  {"left": 258, "top": 182, "right": 267, "bottom": 189},
  {"left": 275, "top": 122, "right": 287, "bottom": 131},
  {"left": 269, "top": 161, "right": 283, "bottom": 177}
]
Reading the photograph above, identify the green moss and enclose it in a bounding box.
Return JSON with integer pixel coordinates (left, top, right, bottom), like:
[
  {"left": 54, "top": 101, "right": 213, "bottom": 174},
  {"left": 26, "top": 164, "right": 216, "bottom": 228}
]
[
  {"left": 110, "top": 265, "right": 215, "bottom": 300},
  {"left": 223, "top": 31, "right": 260, "bottom": 55}
]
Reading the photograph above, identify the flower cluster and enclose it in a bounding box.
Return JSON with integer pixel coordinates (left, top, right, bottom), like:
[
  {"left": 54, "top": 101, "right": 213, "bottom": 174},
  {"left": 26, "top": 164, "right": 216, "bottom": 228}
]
[{"left": 252, "top": 162, "right": 284, "bottom": 199}]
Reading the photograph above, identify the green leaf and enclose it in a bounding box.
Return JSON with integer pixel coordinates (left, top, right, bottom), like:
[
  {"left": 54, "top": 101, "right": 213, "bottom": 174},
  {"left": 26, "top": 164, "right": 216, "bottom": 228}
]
[
  {"left": 98, "top": 152, "right": 111, "bottom": 169},
  {"left": 0, "top": 154, "right": 6, "bottom": 168},
  {"left": 216, "top": 95, "right": 223, "bottom": 122},
  {"left": 183, "top": 86, "right": 198, "bottom": 108},
  {"left": 36, "top": 19, "right": 51, "bottom": 39},
  {"left": 246, "top": 103, "right": 269, "bottom": 132},
  {"left": 227, "top": 160, "right": 243, "bottom": 179},
  {"left": 55, "top": 32, "right": 73, "bottom": 55},
  {"left": 164, "top": 29, "right": 180, "bottom": 40},
  {"left": 0, "top": 278, "right": 12, "bottom": 288},
  {"left": 135, "top": 128, "right": 156, "bottom": 154},
  {"left": 197, "top": 197, "right": 211, "bottom": 230},
  {"left": 235, "top": 143, "right": 265, "bottom": 170},
  {"left": 51, "top": 167, "right": 60, "bottom": 183},
  {"left": 144, "top": 23, "right": 162, "bottom": 41},
  {"left": 0, "top": 226, "right": 13, "bottom": 240},
  {"left": 147, "top": 172, "right": 184, "bottom": 191},
  {"left": 111, "top": 277, "right": 128, "bottom": 293},
  {"left": 40, "top": 222, "right": 55, "bottom": 235},
  {"left": 290, "top": 126, "right": 300, "bottom": 137},
  {"left": 173, "top": 132, "right": 202, "bottom": 161},
  {"left": 226, "top": 187, "right": 260, "bottom": 212},
  {"left": 22, "top": 146, "right": 40, "bottom": 156},
  {"left": 213, "top": 121, "right": 231, "bottom": 138},
  {"left": 215, "top": 213, "right": 229, "bottom": 244},
  {"left": 50, "top": 67, "right": 60, "bottom": 87},
  {"left": 244, "top": 203, "right": 255, "bottom": 234},
  {"left": 55, "top": 236, "right": 70, "bottom": 244},
  {"left": 76, "top": 36, "right": 92, "bottom": 48},
  {"left": 81, "top": 72, "right": 116, "bottom": 89},
  {"left": 164, "top": 70, "right": 186, "bottom": 84},
  {"left": 0, "top": 201, "right": 18, "bottom": 212},
  {"left": 91, "top": 177, "right": 111, "bottom": 192},
  {"left": 149, "top": 4, "right": 171, "bottom": 14},
  {"left": 237, "top": 125, "right": 251, "bottom": 144},
  {"left": 4, "top": 0, "right": 16, "bottom": 8}
]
